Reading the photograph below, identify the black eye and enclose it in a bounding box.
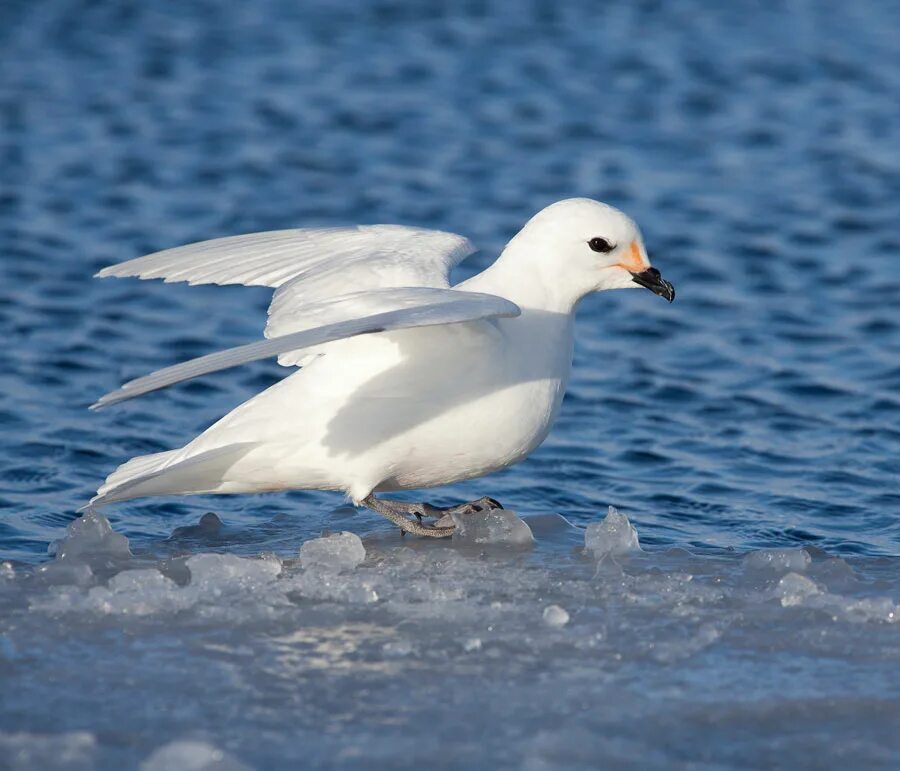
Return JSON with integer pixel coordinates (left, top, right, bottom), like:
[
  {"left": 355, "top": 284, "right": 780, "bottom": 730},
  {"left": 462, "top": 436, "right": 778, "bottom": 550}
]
[{"left": 588, "top": 237, "right": 614, "bottom": 253}]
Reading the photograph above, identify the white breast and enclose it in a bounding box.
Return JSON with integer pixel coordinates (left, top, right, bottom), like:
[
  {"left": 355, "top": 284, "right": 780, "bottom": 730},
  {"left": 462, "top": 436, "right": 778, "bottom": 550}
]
[
  {"left": 178, "top": 308, "right": 575, "bottom": 501},
  {"left": 354, "top": 309, "right": 575, "bottom": 495}
]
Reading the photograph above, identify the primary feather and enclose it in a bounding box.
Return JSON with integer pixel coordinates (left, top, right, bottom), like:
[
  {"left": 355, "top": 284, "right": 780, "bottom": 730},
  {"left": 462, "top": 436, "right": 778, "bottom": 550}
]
[
  {"left": 96, "top": 225, "right": 475, "bottom": 289},
  {"left": 91, "top": 288, "right": 520, "bottom": 409},
  {"left": 97, "top": 224, "right": 480, "bottom": 369}
]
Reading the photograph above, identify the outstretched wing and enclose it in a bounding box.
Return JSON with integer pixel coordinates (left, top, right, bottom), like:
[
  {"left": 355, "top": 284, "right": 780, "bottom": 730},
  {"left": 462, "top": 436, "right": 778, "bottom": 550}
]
[
  {"left": 91, "top": 288, "right": 520, "bottom": 410},
  {"left": 97, "top": 224, "right": 478, "bottom": 368},
  {"left": 97, "top": 225, "right": 475, "bottom": 290}
]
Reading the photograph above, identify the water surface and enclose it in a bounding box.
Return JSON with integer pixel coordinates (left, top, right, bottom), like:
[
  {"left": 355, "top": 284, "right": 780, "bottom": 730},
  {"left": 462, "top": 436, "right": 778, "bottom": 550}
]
[{"left": 1, "top": 1, "right": 898, "bottom": 768}]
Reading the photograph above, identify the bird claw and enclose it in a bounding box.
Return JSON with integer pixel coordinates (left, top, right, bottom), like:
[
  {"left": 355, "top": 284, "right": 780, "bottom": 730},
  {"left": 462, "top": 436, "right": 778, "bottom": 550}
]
[
  {"left": 446, "top": 496, "right": 504, "bottom": 516},
  {"left": 362, "top": 494, "right": 503, "bottom": 538}
]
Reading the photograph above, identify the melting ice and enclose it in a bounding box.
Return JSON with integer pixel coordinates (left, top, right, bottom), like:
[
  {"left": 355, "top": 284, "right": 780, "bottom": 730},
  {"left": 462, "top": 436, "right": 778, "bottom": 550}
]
[{"left": 1, "top": 506, "right": 897, "bottom": 769}]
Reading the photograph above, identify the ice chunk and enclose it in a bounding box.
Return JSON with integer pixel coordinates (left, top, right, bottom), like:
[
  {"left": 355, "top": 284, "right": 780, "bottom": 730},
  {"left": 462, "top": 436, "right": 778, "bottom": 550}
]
[
  {"left": 186, "top": 553, "right": 283, "bottom": 593},
  {"left": 0, "top": 731, "right": 96, "bottom": 771},
  {"left": 52, "top": 510, "right": 131, "bottom": 570},
  {"left": 808, "top": 554, "right": 857, "bottom": 587},
  {"left": 289, "top": 534, "right": 375, "bottom": 602},
  {"left": 99, "top": 569, "right": 183, "bottom": 615},
  {"left": 140, "top": 740, "right": 251, "bottom": 771},
  {"left": 35, "top": 561, "right": 93, "bottom": 587},
  {"left": 837, "top": 595, "right": 899, "bottom": 624},
  {"left": 774, "top": 572, "right": 821, "bottom": 607},
  {"left": 286, "top": 570, "right": 379, "bottom": 604},
  {"left": 298, "top": 531, "right": 366, "bottom": 571},
  {"left": 451, "top": 507, "right": 534, "bottom": 545},
  {"left": 32, "top": 569, "right": 184, "bottom": 617},
  {"left": 772, "top": 572, "right": 898, "bottom": 623},
  {"left": 585, "top": 506, "right": 640, "bottom": 558},
  {"left": 32, "top": 554, "right": 283, "bottom": 617},
  {"left": 543, "top": 605, "right": 570, "bottom": 627},
  {"left": 743, "top": 548, "right": 811, "bottom": 576}
]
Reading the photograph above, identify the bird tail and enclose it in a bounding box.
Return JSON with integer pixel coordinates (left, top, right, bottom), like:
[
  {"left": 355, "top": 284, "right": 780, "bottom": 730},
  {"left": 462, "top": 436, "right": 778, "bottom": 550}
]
[
  {"left": 97, "top": 450, "right": 179, "bottom": 497},
  {"left": 87, "top": 443, "right": 259, "bottom": 509}
]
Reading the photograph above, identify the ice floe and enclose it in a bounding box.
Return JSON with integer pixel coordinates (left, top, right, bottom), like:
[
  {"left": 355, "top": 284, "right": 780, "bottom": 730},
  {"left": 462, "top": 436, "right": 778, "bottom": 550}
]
[{"left": 1, "top": 505, "right": 897, "bottom": 769}]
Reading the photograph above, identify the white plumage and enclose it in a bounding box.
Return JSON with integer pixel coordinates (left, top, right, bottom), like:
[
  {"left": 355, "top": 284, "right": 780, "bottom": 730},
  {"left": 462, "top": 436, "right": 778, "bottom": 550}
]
[
  {"left": 97, "top": 224, "right": 474, "bottom": 289},
  {"left": 89, "top": 198, "right": 674, "bottom": 531}
]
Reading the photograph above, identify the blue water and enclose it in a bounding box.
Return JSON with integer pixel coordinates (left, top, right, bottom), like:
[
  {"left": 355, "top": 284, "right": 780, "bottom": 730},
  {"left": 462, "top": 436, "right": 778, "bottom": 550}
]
[{"left": 1, "top": 2, "right": 899, "bottom": 769}]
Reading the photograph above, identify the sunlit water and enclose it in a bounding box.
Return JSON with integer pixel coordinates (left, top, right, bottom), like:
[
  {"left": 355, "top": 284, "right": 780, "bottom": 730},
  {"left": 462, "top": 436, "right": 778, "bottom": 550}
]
[{"left": 1, "top": 1, "right": 898, "bottom": 768}]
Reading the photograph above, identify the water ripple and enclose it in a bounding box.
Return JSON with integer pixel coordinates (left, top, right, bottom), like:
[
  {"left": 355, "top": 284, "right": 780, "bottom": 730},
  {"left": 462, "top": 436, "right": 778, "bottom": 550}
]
[{"left": 1, "top": 0, "right": 899, "bottom": 564}]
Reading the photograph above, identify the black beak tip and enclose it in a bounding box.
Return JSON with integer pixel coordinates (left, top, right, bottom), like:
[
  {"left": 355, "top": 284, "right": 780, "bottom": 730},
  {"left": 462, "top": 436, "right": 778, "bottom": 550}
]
[{"left": 631, "top": 267, "right": 676, "bottom": 303}]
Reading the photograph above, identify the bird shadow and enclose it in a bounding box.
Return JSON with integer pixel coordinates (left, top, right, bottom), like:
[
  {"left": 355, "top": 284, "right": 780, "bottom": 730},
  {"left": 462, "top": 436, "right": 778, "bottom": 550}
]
[{"left": 318, "top": 307, "right": 573, "bottom": 458}]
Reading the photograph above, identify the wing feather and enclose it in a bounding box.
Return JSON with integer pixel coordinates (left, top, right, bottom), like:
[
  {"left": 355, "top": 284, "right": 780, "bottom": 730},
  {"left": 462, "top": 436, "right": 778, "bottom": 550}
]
[
  {"left": 91, "top": 289, "right": 520, "bottom": 410},
  {"left": 97, "top": 225, "right": 475, "bottom": 289}
]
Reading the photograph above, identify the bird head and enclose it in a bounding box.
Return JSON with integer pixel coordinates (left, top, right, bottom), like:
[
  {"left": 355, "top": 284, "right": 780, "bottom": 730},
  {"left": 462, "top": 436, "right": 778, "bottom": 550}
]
[{"left": 505, "top": 198, "right": 675, "bottom": 308}]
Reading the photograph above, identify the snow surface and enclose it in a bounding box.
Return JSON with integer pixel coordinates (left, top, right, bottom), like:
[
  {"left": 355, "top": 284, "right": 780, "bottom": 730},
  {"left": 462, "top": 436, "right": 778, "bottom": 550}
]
[{"left": 1, "top": 507, "right": 898, "bottom": 769}]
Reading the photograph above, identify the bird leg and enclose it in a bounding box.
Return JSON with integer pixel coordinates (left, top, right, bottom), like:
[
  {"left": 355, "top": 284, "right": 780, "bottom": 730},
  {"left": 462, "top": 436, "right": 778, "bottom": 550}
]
[
  {"left": 361, "top": 495, "right": 454, "bottom": 538},
  {"left": 360, "top": 495, "right": 504, "bottom": 538}
]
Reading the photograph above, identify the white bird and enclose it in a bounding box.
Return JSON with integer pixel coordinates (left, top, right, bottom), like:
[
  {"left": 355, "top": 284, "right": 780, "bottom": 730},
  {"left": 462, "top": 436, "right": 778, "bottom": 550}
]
[{"left": 88, "top": 198, "right": 675, "bottom": 537}]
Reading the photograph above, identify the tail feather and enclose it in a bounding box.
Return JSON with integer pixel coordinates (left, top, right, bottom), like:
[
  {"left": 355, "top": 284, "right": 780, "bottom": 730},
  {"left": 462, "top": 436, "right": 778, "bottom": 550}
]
[
  {"left": 96, "top": 450, "right": 180, "bottom": 499},
  {"left": 90, "top": 443, "right": 259, "bottom": 507}
]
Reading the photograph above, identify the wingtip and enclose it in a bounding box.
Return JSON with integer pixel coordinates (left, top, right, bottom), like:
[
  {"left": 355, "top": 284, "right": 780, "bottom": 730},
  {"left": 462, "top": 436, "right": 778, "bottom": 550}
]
[
  {"left": 95, "top": 265, "right": 142, "bottom": 280},
  {"left": 89, "top": 394, "right": 115, "bottom": 410}
]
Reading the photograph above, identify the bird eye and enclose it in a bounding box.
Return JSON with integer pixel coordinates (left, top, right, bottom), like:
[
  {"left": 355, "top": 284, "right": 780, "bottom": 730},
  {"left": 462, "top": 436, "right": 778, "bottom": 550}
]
[{"left": 588, "top": 237, "right": 614, "bottom": 253}]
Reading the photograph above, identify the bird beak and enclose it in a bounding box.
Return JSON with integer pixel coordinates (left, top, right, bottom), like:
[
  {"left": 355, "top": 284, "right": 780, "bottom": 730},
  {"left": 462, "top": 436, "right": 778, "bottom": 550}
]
[
  {"left": 631, "top": 266, "right": 675, "bottom": 302},
  {"left": 617, "top": 241, "right": 675, "bottom": 302}
]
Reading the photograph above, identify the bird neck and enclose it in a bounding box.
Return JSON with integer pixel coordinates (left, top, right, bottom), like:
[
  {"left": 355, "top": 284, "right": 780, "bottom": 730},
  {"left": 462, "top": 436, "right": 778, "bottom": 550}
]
[{"left": 464, "top": 240, "right": 584, "bottom": 314}]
